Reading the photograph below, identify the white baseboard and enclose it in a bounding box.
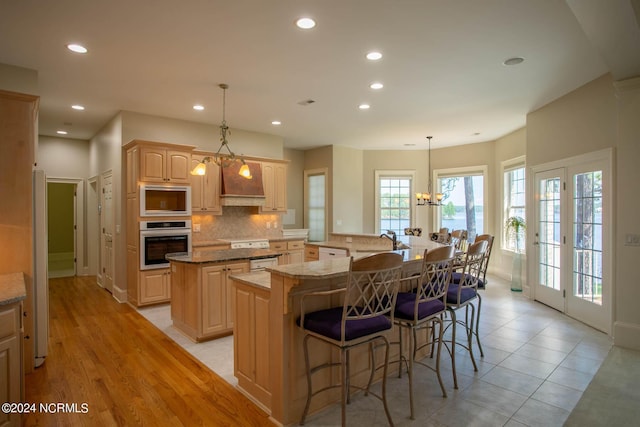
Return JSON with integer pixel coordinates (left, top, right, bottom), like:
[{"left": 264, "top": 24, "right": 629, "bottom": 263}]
[
  {"left": 614, "top": 321, "right": 640, "bottom": 351},
  {"left": 112, "top": 285, "right": 128, "bottom": 303}
]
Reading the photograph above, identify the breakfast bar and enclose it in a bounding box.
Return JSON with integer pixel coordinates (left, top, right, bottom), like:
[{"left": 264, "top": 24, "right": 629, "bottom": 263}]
[{"left": 230, "top": 238, "right": 443, "bottom": 425}]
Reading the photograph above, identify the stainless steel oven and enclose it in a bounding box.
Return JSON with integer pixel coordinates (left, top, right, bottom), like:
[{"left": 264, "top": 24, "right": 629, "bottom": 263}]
[{"left": 140, "top": 220, "right": 192, "bottom": 270}]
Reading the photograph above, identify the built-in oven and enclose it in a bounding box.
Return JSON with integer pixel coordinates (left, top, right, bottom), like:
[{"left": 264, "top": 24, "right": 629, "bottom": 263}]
[{"left": 140, "top": 220, "right": 192, "bottom": 270}]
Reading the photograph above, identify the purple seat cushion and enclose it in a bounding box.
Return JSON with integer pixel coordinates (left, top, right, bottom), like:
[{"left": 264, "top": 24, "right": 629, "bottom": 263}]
[
  {"left": 394, "top": 292, "right": 445, "bottom": 321},
  {"left": 451, "top": 272, "right": 486, "bottom": 289},
  {"left": 446, "top": 284, "right": 477, "bottom": 305},
  {"left": 298, "top": 307, "right": 392, "bottom": 341}
]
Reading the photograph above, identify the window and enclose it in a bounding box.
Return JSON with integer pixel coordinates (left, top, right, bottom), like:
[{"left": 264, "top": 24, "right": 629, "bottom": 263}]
[
  {"left": 375, "top": 171, "right": 415, "bottom": 236},
  {"left": 503, "top": 160, "right": 526, "bottom": 252},
  {"left": 305, "top": 169, "right": 327, "bottom": 242},
  {"left": 435, "top": 166, "right": 487, "bottom": 240}
]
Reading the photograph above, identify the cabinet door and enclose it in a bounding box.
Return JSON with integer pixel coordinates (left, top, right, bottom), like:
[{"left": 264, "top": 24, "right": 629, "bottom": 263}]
[
  {"left": 126, "top": 147, "right": 139, "bottom": 195},
  {"left": 140, "top": 269, "right": 171, "bottom": 304},
  {"left": 190, "top": 157, "right": 205, "bottom": 210},
  {"left": 0, "top": 303, "right": 21, "bottom": 427},
  {"left": 254, "top": 291, "right": 271, "bottom": 391},
  {"left": 201, "top": 265, "right": 226, "bottom": 335},
  {"left": 203, "top": 161, "right": 222, "bottom": 213},
  {"left": 234, "top": 286, "right": 254, "bottom": 381},
  {"left": 225, "top": 262, "right": 248, "bottom": 328},
  {"left": 140, "top": 147, "right": 166, "bottom": 183},
  {"left": 288, "top": 249, "right": 304, "bottom": 265},
  {"left": 261, "top": 162, "right": 287, "bottom": 213},
  {"left": 166, "top": 150, "right": 191, "bottom": 183}
]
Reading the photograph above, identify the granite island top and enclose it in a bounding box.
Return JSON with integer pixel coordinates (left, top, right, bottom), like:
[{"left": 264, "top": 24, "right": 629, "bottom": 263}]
[
  {"left": 166, "top": 248, "right": 281, "bottom": 264},
  {"left": 0, "top": 272, "right": 27, "bottom": 306}
]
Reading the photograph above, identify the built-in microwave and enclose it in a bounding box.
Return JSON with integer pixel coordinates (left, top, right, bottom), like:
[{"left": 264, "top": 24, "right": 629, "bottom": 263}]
[{"left": 140, "top": 184, "right": 191, "bottom": 217}]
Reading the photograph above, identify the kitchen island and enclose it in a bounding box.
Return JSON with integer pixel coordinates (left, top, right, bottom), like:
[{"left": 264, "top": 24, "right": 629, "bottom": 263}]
[
  {"left": 166, "top": 248, "right": 280, "bottom": 342},
  {"left": 229, "top": 238, "right": 443, "bottom": 425}
]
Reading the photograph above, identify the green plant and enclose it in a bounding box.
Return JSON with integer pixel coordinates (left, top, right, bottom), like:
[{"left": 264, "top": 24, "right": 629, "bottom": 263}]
[{"left": 505, "top": 216, "right": 526, "bottom": 253}]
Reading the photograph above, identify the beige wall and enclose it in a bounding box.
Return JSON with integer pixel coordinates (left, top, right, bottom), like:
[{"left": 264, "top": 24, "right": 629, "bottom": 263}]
[
  {"left": 47, "top": 183, "right": 75, "bottom": 253},
  {"left": 38, "top": 136, "right": 90, "bottom": 178},
  {"left": 283, "top": 148, "right": 305, "bottom": 229},
  {"left": 613, "top": 77, "right": 640, "bottom": 349},
  {"left": 304, "top": 146, "right": 333, "bottom": 235},
  {"left": 332, "top": 145, "right": 363, "bottom": 233}
]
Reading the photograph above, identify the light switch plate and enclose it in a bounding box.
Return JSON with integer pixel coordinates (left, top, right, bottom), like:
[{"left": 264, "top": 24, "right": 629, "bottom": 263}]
[
  {"left": 625, "top": 233, "right": 640, "bottom": 246},
  {"left": 193, "top": 223, "right": 201, "bottom": 232}
]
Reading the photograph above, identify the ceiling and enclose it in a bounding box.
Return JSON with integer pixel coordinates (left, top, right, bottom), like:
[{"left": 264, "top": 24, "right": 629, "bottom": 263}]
[{"left": 1, "top": 0, "right": 639, "bottom": 151}]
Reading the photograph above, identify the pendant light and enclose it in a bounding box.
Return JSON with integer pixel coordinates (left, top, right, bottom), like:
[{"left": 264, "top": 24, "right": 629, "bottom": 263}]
[
  {"left": 416, "top": 136, "right": 443, "bottom": 206},
  {"left": 191, "top": 84, "right": 251, "bottom": 179}
]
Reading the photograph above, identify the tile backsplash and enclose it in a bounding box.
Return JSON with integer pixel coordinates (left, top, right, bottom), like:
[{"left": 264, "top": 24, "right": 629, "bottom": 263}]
[{"left": 192, "top": 206, "right": 282, "bottom": 242}]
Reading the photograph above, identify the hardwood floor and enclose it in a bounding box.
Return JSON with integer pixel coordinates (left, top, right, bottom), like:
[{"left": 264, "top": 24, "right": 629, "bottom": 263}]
[{"left": 24, "top": 276, "right": 272, "bottom": 426}]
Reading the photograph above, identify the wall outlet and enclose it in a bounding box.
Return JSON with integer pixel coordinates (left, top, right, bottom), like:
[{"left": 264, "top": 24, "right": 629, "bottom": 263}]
[
  {"left": 193, "top": 223, "right": 201, "bottom": 232},
  {"left": 274, "top": 221, "right": 278, "bottom": 228},
  {"left": 346, "top": 237, "right": 352, "bottom": 243},
  {"left": 266, "top": 222, "right": 271, "bottom": 229}
]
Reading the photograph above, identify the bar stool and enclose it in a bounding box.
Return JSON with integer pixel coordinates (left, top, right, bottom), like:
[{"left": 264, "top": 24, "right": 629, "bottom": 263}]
[
  {"left": 393, "top": 245, "right": 455, "bottom": 419},
  {"left": 443, "top": 239, "right": 488, "bottom": 389},
  {"left": 298, "top": 252, "right": 403, "bottom": 426}
]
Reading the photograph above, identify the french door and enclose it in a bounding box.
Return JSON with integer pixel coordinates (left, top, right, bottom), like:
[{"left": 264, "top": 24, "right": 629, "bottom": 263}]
[{"left": 533, "top": 150, "right": 612, "bottom": 333}]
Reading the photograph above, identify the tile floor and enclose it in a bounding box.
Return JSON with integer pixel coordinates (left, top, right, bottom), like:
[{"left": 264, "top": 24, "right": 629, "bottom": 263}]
[{"left": 138, "top": 274, "right": 612, "bottom": 427}]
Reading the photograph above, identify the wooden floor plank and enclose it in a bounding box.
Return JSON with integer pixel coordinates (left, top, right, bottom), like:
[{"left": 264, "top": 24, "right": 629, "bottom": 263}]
[{"left": 24, "top": 276, "right": 272, "bottom": 426}]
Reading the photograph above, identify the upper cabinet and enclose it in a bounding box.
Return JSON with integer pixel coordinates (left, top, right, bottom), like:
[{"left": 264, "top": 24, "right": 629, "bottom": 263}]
[
  {"left": 261, "top": 161, "right": 287, "bottom": 213},
  {"left": 140, "top": 146, "right": 191, "bottom": 183},
  {"left": 190, "top": 154, "right": 222, "bottom": 214}
]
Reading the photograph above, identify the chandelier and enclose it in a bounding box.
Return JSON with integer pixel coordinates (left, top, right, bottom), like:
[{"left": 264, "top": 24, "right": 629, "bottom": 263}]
[
  {"left": 190, "top": 83, "right": 252, "bottom": 179},
  {"left": 416, "top": 136, "right": 442, "bottom": 206}
]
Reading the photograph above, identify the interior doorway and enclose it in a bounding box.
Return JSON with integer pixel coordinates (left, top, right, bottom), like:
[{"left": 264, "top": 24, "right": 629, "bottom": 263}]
[{"left": 47, "top": 182, "right": 77, "bottom": 278}]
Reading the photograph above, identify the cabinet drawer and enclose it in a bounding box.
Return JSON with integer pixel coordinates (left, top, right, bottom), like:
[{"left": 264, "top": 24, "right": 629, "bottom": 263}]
[
  {"left": 287, "top": 240, "right": 304, "bottom": 250},
  {"left": 270, "top": 242, "right": 286, "bottom": 251},
  {"left": 0, "top": 304, "right": 19, "bottom": 340}
]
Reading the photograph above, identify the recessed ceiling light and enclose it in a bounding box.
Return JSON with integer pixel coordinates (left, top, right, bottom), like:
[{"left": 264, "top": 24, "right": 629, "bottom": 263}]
[
  {"left": 295, "top": 17, "right": 316, "bottom": 29},
  {"left": 503, "top": 57, "right": 524, "bottom": 66},
  {"left": 370, "top": 82, "right": 384, "bottom": 90},
  {"left": 71, "top": 104, "right": 85, "bottom": 110},
  {"left": 56, "top": 130, "right": 68, "bottom": 135},
  {"left": 358, "top": 104, "right": 370, "bottom": 110},
  {"left": 193, "top": 104, "right": 205, "bottom": 111},
  {"left": 67, "top": 44, "right": 87, "bottom": 54},
  {"left": 366, "top": 51, "right": 382, "bottom": 61},
  {"left": 271, "top": 121, "right": 281, "bottom": 126}
]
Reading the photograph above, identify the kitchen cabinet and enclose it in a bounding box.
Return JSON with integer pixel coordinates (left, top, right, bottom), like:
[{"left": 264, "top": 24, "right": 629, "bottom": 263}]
[
  {"left": 0, "top": 300, "right": 23, "bottom": 427},
  {"left": 304, "top": 244, "right": 319, "bottom": 262},
  {"left": 233, "top": 280, "right": 271, "bottom": 409},
  {"left": 270, "top": 240, "right": 304, "bottom": 265},
  {"left": 190, "top": 154, "right": 222, "bottom": 214},
  {"left": 260, "top": 161, "right": 287, "bottom": 213},
  {"left": 140, "top": 146, "right": 191, "bottom": 183},
  {"left": 138, "top": 268, "right": 171, "bottom": 305},
  {"left": 170, "top": 260, "right": 249, "bottom": 341}
]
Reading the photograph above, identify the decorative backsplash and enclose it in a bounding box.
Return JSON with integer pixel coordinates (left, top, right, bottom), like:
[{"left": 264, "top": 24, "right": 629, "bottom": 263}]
[{"left": 192, "top": 206, "right": 282, "bottom": 242}]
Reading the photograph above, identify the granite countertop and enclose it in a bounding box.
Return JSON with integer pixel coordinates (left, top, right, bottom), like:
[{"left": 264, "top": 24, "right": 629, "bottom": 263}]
[
  {"left": 306, "top": 235, "right": 441, "bottom": 254},
  {"left": 0, "top": 272, "right": 27, "bottom": 306},
  {"left": 192, "top": 240, "right": 231, "bottom": 248},
  {"left": 229, "top": 271, "right": 272, "bottom": 290},
  {"left": 166, "top": 248, "right": 281, "bottom": 264},
  {"left": 192, "top": 237, "right": 306, "bottom": 248}
]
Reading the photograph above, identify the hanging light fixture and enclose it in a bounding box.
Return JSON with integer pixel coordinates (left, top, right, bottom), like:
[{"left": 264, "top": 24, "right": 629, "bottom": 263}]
[
  {"left": 190, "top": 83, "right": 252, "bottom": 179},
  {"left": 416, "top": 136, "right": 443, "bottom": 206}
]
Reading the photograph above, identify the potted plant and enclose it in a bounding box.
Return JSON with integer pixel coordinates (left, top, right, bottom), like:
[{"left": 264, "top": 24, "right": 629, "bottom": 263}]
[{"left": 505, "top": 216, "right": 526, "bottom": 291}]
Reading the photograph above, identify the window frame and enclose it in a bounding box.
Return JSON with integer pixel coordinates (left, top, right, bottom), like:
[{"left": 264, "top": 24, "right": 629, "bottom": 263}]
[
  {"left": 502, "top": 156, "right": 526, "bottom": 253},
  {"left": 433, "top": 165, "right": 488, "bottom": 238},
  {"left": 374, "top": 170, "right": 416, "bottom": 235}
]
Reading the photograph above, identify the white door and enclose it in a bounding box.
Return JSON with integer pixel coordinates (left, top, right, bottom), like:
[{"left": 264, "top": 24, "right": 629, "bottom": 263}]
[
  {"left": 533, "top": 151, "right": 612, "bottom": 333},
  {"left": 101, "top": 171, "right": 114, "bottom": 293},
  {"left": 533, "top": 168, "right": 565, "bottom": 312}
]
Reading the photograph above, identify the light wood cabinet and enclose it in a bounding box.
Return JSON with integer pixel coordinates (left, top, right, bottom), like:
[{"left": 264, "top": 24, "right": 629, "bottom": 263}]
[
  {"left": 190, "top": 155, "right": 222, "bottom": 214},
  {"left": 139, "top": 146, "right": 191, "bottom": 184},
  {"left": 0, "top": 301, "right": 23, "bottom": 427},
  {"left": 260, "top": 161, "right": 287, "bottom": 213},
  {"left": 304, "top": 244, "right": 320, "bottom": 262},
  {"left": 139, "top": 268, "right": 171, "bottom": 305},
  {"left": 170, "top": 261, "right": 248, "bottom": 342},
  {"left": 271, "top": 240, "right": 305, "bottom": 265},
  {"left": 233, "top": 280, "right": 271, "bottom": 409}
]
